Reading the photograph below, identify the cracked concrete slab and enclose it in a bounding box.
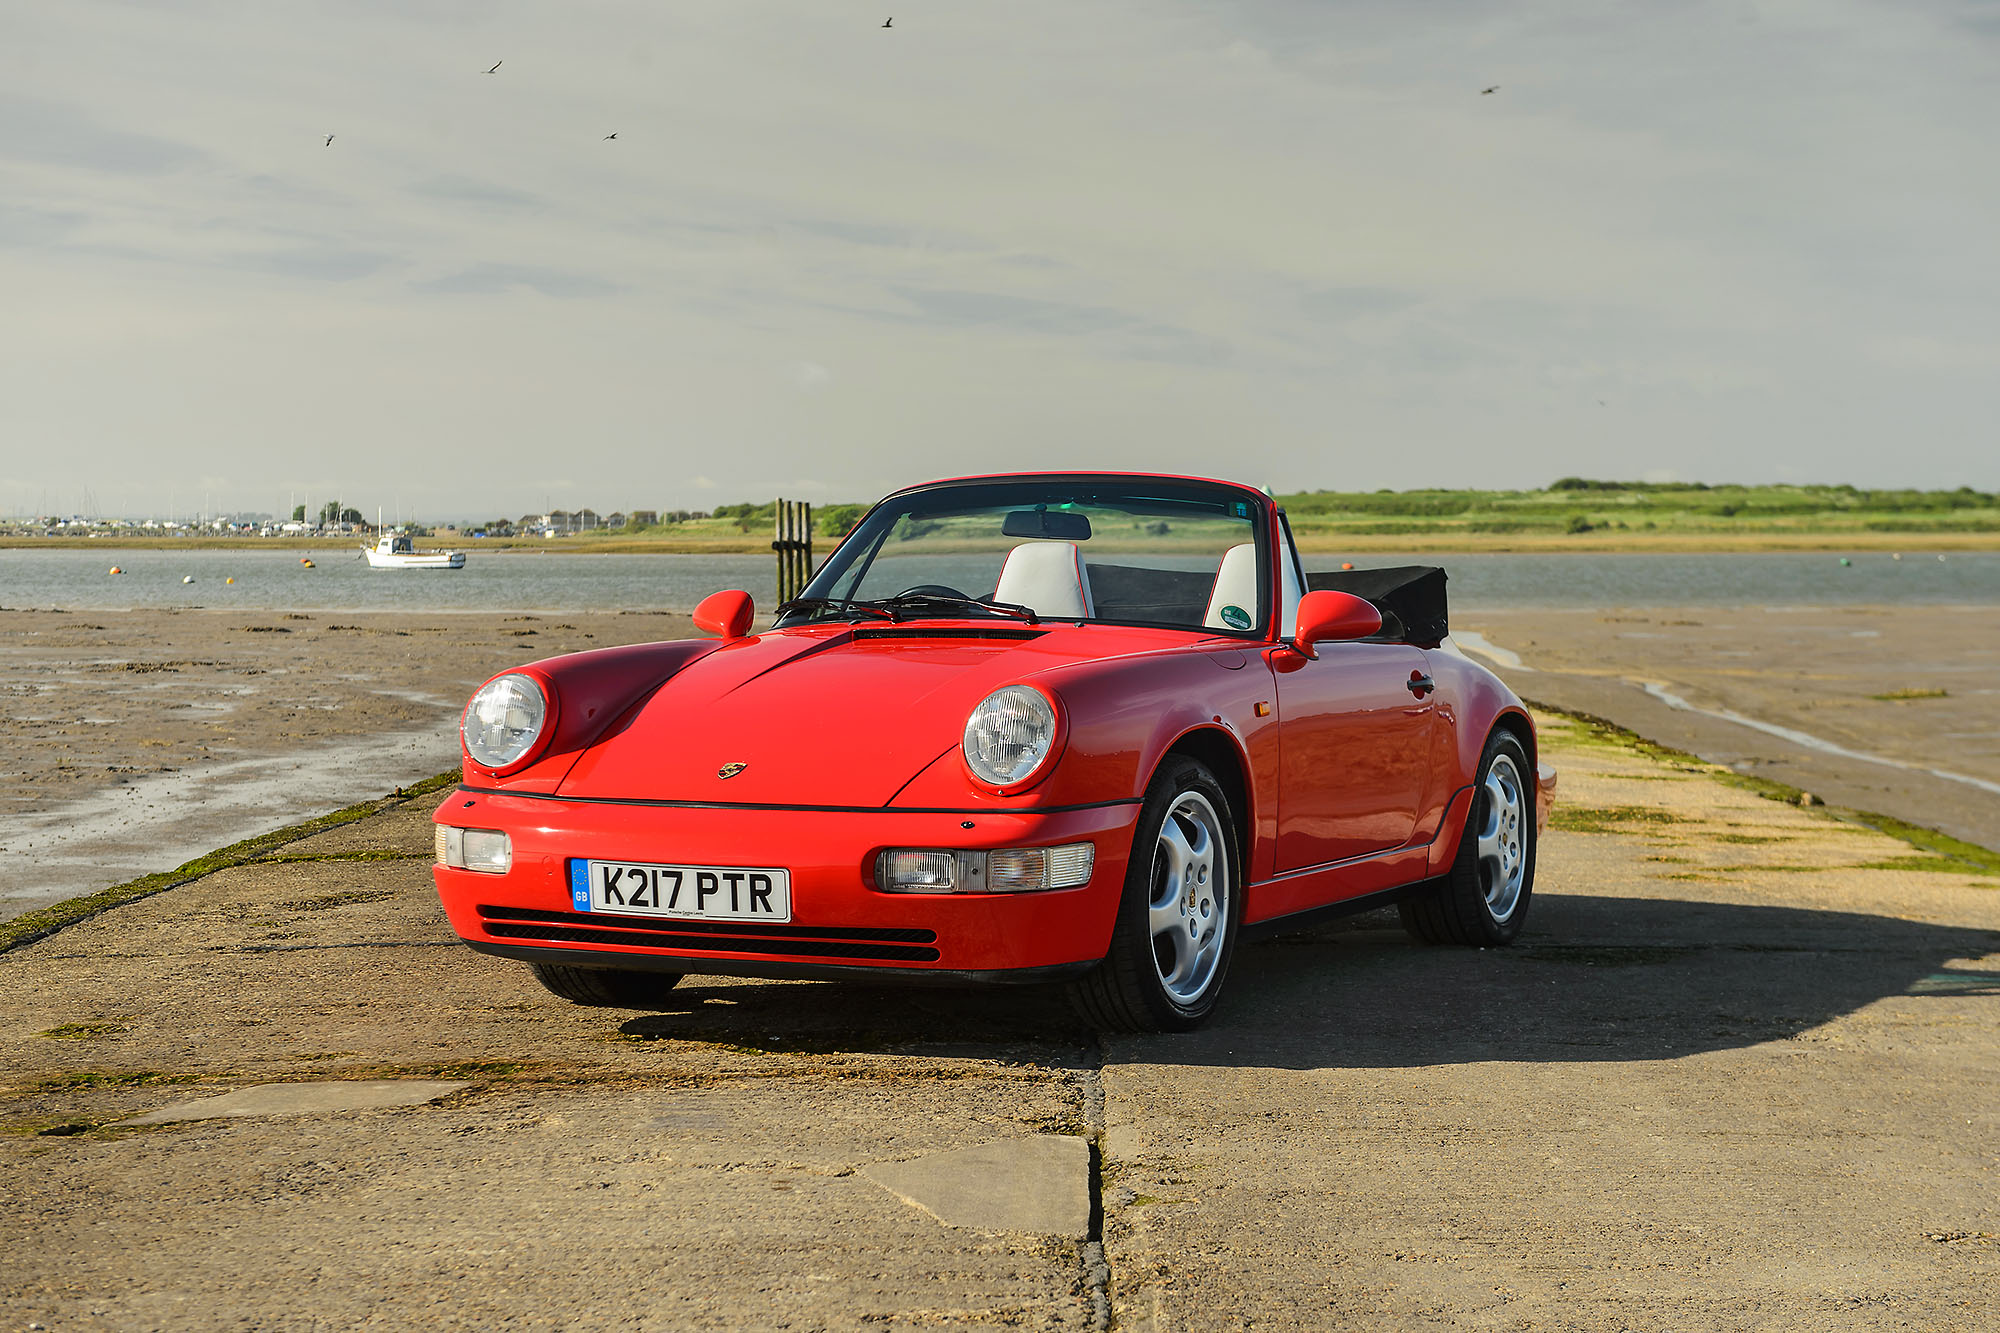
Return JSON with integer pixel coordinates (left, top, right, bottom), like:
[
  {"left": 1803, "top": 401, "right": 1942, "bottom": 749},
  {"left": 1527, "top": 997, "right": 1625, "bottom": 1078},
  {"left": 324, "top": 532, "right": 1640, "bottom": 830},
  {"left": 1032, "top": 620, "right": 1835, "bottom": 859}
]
[
  {"left": 121, "top": 1079, "right": 470, "bottom": 1125},
  {"left": 863, "top": 1134, "right": 1091, "bottom": 1237}
]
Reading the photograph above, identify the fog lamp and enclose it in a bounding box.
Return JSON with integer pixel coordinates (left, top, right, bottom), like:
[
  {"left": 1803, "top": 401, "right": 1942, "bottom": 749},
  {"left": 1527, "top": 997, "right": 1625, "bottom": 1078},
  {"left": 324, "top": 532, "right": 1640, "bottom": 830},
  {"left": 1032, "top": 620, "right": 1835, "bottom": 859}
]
[{"left": 875, "top": 843, "right": 1094, "bottom": 894}]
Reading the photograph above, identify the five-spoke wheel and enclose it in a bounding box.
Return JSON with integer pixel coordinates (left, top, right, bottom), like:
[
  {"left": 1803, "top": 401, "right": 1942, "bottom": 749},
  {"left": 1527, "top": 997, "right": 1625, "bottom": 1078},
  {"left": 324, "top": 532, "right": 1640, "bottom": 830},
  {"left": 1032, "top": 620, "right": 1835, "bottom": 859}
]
[
  {"left": 1069, "top": 756, "right": 1240, "bottom": 1031},
  {"left": 1146, "top": 790, "right": 1229, "bottom": 1006},
  {"left": 1399, "top": 729, "right": 1536, "bottom": 946}
]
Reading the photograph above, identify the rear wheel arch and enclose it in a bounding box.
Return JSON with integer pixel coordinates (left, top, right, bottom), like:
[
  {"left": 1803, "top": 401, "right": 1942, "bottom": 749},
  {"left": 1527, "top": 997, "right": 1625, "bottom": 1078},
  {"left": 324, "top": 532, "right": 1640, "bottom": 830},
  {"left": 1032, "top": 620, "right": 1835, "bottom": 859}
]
[{"left": 1490, "top": 708, "right": 1536, "bottom": 778}]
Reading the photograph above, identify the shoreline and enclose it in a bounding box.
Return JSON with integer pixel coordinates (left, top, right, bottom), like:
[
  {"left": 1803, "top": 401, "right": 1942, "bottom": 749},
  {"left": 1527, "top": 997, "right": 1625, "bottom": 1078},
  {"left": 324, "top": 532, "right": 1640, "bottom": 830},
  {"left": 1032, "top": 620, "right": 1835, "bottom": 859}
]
[
  {"left": 0, "top": 607, "right": 693, "bottom": 923},
  {"left": 7, "top": 529, "right": 2000, "bottom": 555},
  {"left": 6, "top": 601, "right": 1994, "bottom": 927}
]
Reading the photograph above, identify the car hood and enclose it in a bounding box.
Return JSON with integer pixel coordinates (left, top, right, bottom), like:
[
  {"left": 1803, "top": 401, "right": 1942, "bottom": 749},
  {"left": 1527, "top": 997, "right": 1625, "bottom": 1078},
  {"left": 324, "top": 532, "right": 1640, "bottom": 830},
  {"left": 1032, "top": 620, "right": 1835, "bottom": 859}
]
[{"left": 556, "top": 625, "right": 1081, "bottom": 806}]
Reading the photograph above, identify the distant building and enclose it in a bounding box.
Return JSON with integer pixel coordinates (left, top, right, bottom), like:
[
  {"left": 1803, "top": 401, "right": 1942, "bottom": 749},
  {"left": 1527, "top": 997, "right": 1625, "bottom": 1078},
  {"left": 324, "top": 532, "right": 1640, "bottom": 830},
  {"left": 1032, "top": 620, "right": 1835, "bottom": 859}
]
[
  {"left": 628, "top": 510, "right": 658, "bottom": 528},
  {"left": 605, "top": 512, "right": 627, "bottom": 529}
]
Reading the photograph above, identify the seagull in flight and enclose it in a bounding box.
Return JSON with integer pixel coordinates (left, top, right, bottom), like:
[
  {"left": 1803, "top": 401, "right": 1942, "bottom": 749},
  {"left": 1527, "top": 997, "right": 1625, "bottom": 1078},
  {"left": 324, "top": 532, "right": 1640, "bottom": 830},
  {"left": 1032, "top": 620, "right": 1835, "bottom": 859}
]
[
  {"left": 1481, "top": 85, "right": 1500, "bottom": 94},
  {"left": 324, "top": 134, "right": 334, "bottom": 147},
  {"left": 603, "top": 132, "right": 618, "bottom": 140},
  {"left": 882, "top": 16, "right": 893, "bottom": 26},
  {"left": 486, "top": 60, "right": 502, "bottom": 74}
]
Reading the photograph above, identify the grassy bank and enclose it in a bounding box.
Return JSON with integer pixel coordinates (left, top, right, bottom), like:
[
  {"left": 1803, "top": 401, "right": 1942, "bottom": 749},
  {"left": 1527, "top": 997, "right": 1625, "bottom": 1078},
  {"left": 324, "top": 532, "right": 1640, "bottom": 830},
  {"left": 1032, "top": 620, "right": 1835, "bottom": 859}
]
[{"left": 10, "top": 481, "right": 1998, "bottom": 554}]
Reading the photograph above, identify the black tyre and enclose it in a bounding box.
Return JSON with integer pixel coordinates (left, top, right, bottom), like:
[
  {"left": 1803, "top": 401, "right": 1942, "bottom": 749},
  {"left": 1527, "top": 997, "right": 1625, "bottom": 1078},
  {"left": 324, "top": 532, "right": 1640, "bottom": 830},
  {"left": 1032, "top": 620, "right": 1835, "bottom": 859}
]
[
  {"left": 1400, "top": 729, "right": 1535, "bottom": 946},
  {"left": 1068, "top": 756, "right": 1242, "bottom": 1032},
  {"left": 528, "top": 962, "right": 684, "bottom": 1008}
]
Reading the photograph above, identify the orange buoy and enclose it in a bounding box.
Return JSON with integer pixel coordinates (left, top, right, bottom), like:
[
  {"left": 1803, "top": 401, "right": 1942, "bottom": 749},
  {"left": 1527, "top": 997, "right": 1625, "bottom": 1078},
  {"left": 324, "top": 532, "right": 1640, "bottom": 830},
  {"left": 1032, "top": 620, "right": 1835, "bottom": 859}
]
[
  {"left": 301, "top": 559, "right": 315, "bottom": 568},
  {"left": 225, "top": 577, "right": 235, "bottom": 584},
  {"left": 108, "top": 566, "right": 122, "bottom": 575},
  {"left": 1341, "top": 561, "right": 1355, "bottom": 571}
]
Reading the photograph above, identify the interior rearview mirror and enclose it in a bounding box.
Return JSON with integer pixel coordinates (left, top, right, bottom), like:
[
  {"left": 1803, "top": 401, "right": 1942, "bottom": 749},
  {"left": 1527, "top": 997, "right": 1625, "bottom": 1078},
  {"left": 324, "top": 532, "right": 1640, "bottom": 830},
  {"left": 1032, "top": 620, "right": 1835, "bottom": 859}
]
[{"left": 1000, "top": 507, "right": 1092, "bottom": 541}]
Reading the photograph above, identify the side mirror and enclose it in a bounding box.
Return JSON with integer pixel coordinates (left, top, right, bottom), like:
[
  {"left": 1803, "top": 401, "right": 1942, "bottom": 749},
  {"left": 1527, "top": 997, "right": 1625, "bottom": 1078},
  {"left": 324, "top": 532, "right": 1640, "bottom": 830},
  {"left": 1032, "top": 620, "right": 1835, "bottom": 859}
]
[
  {"left": 1292, "top": 590, "right": 1381, "bottom": 658},
  {"left": 693, "top": 589, "right": 755, "bottom": 639}
]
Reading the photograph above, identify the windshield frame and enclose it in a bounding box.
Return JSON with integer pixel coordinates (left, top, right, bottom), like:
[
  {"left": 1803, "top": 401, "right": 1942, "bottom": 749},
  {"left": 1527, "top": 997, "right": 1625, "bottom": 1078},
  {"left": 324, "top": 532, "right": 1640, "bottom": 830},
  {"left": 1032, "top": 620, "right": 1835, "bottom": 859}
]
[{"left": 782, "top": 473, "right": 1275, "bottom": 638}]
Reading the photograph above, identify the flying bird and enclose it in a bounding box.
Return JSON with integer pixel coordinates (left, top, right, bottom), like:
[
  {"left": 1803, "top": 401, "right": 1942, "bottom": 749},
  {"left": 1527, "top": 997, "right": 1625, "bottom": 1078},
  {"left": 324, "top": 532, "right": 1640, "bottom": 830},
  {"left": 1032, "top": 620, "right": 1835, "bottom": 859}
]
[
  {"left": 324, "top": 134, "right": 334, "bottom": 147},
  {"left": 486, "top": 60, "right": 502, "bottom": 74},
  {"left": 604, "top": 132, "right": 618, "bottom": 140},
  {"left": 883, "top": 17, "right": 892, "bottom": 26},
  {"left": 1481, "top": 85, "right": 1500, "bottom": 94}
]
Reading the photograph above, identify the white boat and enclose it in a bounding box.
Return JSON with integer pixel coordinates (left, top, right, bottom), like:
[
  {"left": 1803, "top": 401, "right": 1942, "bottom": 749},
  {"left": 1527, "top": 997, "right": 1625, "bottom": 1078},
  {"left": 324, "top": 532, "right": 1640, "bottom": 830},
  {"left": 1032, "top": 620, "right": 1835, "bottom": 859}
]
[{"left": 363, "top": 534, "right": 466, "bottom": 569}]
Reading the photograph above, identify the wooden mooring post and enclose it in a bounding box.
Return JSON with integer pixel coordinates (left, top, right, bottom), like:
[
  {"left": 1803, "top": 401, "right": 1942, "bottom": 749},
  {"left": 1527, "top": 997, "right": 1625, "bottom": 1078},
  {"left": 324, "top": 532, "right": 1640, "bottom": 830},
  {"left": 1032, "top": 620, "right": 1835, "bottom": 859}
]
[{"left": 773, "top": 498, "right": 813, "bottom": 604}]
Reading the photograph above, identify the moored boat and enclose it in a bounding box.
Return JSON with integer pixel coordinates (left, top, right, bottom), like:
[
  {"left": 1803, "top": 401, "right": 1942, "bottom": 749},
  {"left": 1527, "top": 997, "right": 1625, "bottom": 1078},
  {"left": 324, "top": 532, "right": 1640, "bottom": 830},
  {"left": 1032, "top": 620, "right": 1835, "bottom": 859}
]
[{"left": 363, "top": 534, "right": 466, "bottom": 569}]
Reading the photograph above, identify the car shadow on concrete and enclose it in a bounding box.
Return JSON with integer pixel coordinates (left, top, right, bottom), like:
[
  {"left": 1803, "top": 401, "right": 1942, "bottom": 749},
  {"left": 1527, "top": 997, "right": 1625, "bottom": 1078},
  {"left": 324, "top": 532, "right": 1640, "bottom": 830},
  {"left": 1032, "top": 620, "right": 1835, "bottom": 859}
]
[
  {"left": 615, "top": 980, "right": 1097, "bottom": 1065},
  {"left": 1152, "top": 893, "right": 2000, "bottom": 1070},
  {"left": 611, "top": 893, "right": 1998, "bottom": 1069}
]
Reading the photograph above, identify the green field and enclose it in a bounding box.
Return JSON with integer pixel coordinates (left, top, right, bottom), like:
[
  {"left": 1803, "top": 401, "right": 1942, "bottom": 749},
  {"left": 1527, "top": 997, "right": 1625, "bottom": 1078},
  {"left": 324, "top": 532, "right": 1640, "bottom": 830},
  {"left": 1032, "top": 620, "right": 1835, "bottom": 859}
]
[
  {"left": 554, "top": 481, "right": 2000, "bottom": 553},
  {"left": 9, "top": 481, "right": 1997, "bottom": 553}
]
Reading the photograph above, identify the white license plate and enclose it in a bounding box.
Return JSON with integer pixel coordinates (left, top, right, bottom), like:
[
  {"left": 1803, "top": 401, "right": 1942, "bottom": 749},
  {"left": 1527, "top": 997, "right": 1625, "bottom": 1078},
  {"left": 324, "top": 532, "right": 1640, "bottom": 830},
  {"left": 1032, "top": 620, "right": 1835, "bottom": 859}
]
[{"left": 570, "top": 859, "right": 791, "bottom": 923}]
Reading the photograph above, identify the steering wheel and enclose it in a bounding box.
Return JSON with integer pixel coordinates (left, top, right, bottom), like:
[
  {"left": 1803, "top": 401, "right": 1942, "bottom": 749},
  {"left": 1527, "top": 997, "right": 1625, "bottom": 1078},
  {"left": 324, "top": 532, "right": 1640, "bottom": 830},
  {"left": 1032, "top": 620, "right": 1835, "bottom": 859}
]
[{"left": 893, "top": 584, "right": 971, "bottom": 599}]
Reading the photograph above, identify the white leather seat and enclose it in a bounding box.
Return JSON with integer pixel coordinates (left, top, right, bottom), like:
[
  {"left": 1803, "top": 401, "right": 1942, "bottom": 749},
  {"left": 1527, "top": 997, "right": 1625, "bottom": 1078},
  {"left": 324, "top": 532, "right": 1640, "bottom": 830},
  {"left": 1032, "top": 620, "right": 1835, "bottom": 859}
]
[
  {"left": 1203, "top": 543, "right": 1260, "bottom": 631},
  {"left": 994, "top": 542, "right": 1094, "bottom": 619},
  {"left": 1203, "top": 541, "right": 1302, "bottom": 634}
]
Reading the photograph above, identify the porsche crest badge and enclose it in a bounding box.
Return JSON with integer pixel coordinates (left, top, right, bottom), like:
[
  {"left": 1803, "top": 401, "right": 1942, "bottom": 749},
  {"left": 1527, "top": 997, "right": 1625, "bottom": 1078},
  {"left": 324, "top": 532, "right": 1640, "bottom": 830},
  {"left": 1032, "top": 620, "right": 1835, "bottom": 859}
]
[{"left": 717, "top": 762, "right": 748, "bottom": 780}]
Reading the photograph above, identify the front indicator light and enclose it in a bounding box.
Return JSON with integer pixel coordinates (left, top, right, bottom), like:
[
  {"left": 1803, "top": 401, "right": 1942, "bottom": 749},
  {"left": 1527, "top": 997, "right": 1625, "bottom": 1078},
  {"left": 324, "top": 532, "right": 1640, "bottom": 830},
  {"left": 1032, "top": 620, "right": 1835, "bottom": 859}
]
[
  {"left": 436, "top": 826, "right": 511, "bottom": 874},
  {"left": 876, "top": 842, "right": 1094, "bottom": 894}
]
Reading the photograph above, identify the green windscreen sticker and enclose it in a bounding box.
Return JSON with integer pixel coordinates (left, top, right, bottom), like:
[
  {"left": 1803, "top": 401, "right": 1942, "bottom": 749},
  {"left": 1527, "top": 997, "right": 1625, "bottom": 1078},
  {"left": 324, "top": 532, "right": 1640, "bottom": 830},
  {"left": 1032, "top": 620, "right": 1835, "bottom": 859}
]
[{"left": 1220, "top": 605, "right": 1252, "bottom": 630}]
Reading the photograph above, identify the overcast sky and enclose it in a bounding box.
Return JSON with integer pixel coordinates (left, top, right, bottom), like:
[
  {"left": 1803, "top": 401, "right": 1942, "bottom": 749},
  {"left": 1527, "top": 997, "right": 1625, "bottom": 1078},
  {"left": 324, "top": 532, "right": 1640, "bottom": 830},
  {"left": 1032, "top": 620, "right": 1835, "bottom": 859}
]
[{"left": 4, "top": 1, "right": 1997, "bottom": 520}]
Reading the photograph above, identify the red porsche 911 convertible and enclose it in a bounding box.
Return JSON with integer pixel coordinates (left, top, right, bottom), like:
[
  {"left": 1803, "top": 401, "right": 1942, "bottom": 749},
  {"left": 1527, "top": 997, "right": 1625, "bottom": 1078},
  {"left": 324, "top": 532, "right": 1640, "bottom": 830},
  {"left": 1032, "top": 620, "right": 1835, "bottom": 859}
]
[{"left": 433, "top": 473, "right": 1555, "bottom": 1030}]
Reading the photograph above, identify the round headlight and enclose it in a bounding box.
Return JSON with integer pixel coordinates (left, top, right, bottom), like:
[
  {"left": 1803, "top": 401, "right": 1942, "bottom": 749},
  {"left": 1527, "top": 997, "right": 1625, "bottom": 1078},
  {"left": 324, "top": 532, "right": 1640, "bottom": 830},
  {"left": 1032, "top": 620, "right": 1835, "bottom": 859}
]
[
  {"left": 462, "top": 673, "right": 548, "bottom": 770},
  {"left": 963, "top": 685, "right": 1058, "bottom": 788}
]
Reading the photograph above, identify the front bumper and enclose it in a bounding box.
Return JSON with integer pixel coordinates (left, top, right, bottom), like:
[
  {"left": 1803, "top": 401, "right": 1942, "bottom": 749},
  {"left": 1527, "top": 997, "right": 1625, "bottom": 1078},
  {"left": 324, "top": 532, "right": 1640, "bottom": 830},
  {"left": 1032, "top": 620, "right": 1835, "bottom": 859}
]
[{"left": 432, "top": 790, "right": 1141, "bottom": 978}]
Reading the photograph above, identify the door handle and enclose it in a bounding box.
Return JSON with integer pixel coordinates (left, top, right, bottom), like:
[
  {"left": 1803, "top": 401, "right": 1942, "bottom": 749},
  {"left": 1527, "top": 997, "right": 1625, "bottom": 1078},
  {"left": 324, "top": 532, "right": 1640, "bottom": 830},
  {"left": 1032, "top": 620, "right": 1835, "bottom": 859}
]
[{"left": 1406, "top": 672, "right": 1434, "bottom": 698}]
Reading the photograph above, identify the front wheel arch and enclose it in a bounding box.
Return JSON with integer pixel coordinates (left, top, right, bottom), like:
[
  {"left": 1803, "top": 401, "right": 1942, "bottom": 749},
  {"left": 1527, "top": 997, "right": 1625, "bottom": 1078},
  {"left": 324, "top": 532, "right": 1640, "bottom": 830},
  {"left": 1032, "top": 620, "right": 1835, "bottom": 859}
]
[{"left": 1151, "top": 726, "right": 1253, "bottom": 875}]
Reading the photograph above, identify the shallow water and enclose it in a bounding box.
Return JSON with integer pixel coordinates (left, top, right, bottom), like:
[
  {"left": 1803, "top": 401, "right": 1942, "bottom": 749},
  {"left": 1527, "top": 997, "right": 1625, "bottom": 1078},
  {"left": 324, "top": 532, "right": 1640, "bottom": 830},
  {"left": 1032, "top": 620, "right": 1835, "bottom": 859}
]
[{"left": 4, "top": 547, "right": 1996, "bottom": 613}]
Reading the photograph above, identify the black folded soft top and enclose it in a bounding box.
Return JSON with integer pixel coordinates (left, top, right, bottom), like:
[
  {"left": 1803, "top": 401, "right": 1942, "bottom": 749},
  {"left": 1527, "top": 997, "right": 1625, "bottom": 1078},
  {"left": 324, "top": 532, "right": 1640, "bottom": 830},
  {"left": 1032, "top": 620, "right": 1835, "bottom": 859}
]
[{"left": 1303, "top": 565, "right": 1449, "bottom": 649}]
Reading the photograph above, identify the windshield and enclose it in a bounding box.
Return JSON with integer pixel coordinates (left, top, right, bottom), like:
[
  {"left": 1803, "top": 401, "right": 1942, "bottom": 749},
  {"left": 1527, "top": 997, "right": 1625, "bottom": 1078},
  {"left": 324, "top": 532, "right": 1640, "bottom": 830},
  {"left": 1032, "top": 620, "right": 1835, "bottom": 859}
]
[{"left": 784, "top": 478, "right": 1270, "bottom": 634}]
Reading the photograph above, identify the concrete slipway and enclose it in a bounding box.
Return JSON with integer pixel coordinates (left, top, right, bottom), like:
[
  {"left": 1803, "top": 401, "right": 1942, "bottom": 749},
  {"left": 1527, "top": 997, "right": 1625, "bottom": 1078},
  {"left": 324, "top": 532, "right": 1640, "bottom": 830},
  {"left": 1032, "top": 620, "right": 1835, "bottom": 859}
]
[{"left": 2, "top": 712, "right": 1996, "bottom": 1331}]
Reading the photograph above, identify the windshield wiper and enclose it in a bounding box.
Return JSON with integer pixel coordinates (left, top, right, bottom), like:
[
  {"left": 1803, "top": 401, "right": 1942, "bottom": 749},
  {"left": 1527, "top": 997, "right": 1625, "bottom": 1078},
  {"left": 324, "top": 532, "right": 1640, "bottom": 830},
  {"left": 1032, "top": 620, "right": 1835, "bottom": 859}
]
[
  {"left": 873, "top": 592, "right": 1041, "bottom": 625},
  {"left": 773, "top": 596, "right": 898, "bottom": 623}
]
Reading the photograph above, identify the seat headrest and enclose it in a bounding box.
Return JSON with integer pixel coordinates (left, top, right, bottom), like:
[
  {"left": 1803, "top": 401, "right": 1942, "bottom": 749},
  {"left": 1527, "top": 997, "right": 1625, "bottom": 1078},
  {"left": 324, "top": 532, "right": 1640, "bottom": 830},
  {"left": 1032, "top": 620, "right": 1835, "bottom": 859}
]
[
  {"left": 994, "top": 542, "right": 1094, "bottom": 620},
  {"left": 1203, "top": 542, "right": 1260, "bottom": 631}
]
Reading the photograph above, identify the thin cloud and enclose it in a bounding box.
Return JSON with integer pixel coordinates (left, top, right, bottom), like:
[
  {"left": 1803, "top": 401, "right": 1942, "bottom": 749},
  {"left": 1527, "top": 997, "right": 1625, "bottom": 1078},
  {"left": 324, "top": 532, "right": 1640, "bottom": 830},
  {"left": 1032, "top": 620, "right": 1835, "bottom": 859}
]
[{"left": 411, "top": 264, "right": 621, "bottom": 300}]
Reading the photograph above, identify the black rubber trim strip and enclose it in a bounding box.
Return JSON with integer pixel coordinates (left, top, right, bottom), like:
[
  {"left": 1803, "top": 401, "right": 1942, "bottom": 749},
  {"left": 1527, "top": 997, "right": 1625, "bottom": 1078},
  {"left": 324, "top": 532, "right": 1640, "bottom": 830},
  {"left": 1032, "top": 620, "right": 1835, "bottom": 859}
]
[
  {"left": 481, "top": 920, "right": 942, "bottom": 962},
  {"left": 477, "top": 903, "right": 936, "bottom": 944},
  {"left": 466, "top": 939, "right": 1097, "bottom": 986},
  {"left": 1238, "top": 882, "right": 1424, "bottom": 943},
  {"left": 454, "top": 785, "right": 1143, "bottom": 816}
]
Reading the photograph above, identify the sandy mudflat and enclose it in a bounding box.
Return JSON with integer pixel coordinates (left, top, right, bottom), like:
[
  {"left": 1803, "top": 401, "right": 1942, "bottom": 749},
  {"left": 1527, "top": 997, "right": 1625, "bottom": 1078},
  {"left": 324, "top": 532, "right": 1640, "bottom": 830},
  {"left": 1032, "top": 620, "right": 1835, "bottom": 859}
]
[
  {"left": 1455, "top": 604, "right": 2000, "bottom": 849},
  {"left": 0, "top": 608, "right": 693, "bottom": 920},
  {"left": 7, "top": 601, "right": 1995, "bottom": 924}
]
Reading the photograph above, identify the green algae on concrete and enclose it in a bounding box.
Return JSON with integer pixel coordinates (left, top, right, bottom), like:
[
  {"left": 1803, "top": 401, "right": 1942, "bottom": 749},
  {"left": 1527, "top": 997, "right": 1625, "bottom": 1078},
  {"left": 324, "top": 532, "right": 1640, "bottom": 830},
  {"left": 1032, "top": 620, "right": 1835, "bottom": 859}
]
[{"left": 0, "top": 771, "right": 460, "bottom": 955}]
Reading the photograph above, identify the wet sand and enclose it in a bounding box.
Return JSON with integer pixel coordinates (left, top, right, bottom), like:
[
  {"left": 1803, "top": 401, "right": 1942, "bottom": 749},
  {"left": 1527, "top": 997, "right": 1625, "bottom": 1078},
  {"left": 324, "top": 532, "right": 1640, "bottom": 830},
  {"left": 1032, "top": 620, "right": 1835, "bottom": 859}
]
[
  {"left": 7, "top": 602, "right": 1995, "bottom": 926},
  {"left": 1455, "top": 604, "right": 2000, "bottom": 851},
  {"left": 0, "top": 608, "right": 693, "bottom": 921}
]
